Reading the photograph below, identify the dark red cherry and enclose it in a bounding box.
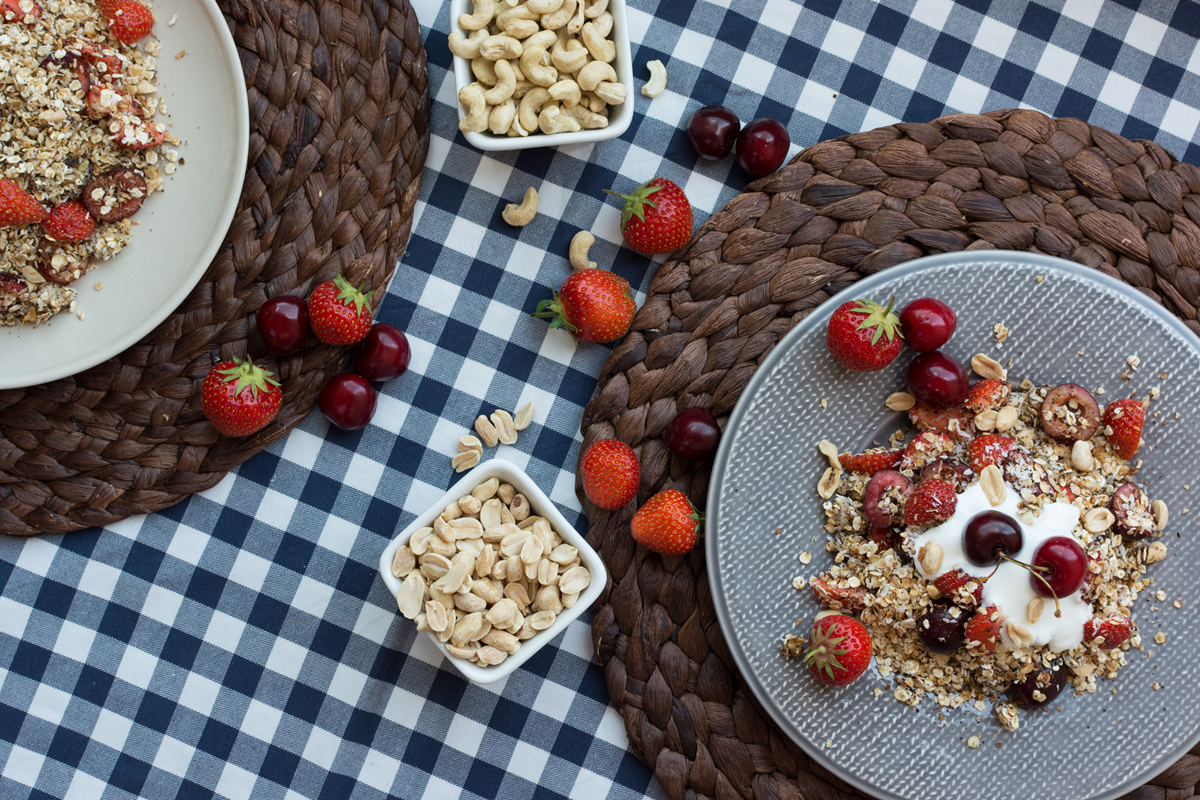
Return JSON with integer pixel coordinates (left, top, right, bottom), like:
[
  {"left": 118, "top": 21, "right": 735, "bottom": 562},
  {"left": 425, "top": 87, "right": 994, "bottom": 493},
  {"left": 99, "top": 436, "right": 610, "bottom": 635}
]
[
  {"left": 354, "top": 323, "right": 411, "bottom": 382},
  {"left": 963, "top": 511, "right": 1023, "bottom": 567},
  {"left": 1030, "top": 536, "right": 1087, "bottom": 598},
  {"left": 686, "top": 106, "right": 740, "bottom": 160},
  {"left": 899, "top": 298, "right": 957, "bottom": 352},
  {"left": 665, "top": 407, "right": 721, "bottom": 460},
  {"left": 917, "top": 601, "right": 967, "bottom": 654},
  {"left": 1007, "top": 658, "right": 1067, "bottom": 707},
  {"left": 905, "top": 351, "right": 969, "bottom": 410},
  {"left": 734, "top": 118, "right": 790, "bottom": 178},
  {"left": 318, "top": 372, "right": 377, "bottom": 431},
  {"left": 257, "top": 296, "right": 310, "bottom": 354}
]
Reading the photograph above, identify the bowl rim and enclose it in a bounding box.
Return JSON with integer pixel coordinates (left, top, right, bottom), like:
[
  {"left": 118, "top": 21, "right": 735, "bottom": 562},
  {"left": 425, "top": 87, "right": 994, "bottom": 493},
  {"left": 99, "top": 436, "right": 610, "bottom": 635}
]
[
  {"left": 448, "top": 0, "right": 634, "bottom": 151},
  {"left": 377, "top": 458, "right": 607, "bottom": 684}
]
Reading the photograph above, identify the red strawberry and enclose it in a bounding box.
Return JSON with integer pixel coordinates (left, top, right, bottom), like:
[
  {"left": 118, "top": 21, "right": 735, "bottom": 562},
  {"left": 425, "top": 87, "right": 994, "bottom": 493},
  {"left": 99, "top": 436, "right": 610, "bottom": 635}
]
[
  {"left": 811, "top": 574, "right": 867, "bottom": 611},
  {"left": 825, "top": 297, "right": 902, "bottom": 372},
  {"left": 308, "top": 274, "right": 374, "bottom": 345},
  {"left": 1102, "top": 398, "right": 1145, "bottom": 461},
  {"left": 963, "top": 379, "right": 1011, "bottom": 413},
  {"left": 869, "top": 526, "right": 893, "bottom": 551},
  {"left": 900, "top": 430, "right": 954, "bottom": 471},
  {"left": 1083, "top": 614, "right": 1133, "bottom": 648},
  {"left": 839, "top": 449, "right": 901, "bottom": 475},
  {"left": 904, "top": 478, "right": 956, "bottom": 526},
  {"left": 908, "top": 403, "right": 975, "bottom": 440},
  {"left": 0, "top": 179, "right": 47, "bottom": 227},
  {"left": 95, "top": 0, "right": 153, "bottom": 44},
  {"left": 580, "top": 439, "right": 640, "bottom": 510},
  {"left": 968, "top": 434, "right": 1014, "bottom": 473},
  {"left": 201, "top": 356, "right": 282, "bottom": 437},
  {"left": 606, "top": 177, "right": 693, "bottom": 255},
  {"left": 1, "top": 0, "right": 41, "bottom": 21},
  {"left": 42, "top": 201, "right": 95, "bottom": 243},
  {"left": 630, "top": 489, "right": 701, "bottom": 556},
  {"left": 111, "top": 116, "right": 168, "bottom": 150},
  {"left": 932, "top": 568, "right": 983, "bottom": 606},
  {"left": 533, "top": 269, "right": 635, "bottom": 344},
  {"left": 804, "top": 614, "right": 872, "bottom": 687},
  {"left": 965, "top": 606, "right": 1003, "bottom": 653}
]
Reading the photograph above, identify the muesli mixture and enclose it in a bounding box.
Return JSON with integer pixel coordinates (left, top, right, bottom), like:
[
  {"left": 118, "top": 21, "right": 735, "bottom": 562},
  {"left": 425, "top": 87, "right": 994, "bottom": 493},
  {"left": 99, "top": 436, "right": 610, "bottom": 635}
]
[
  {"left": 0, "top": 0, "right": 177, "bottom": 326},
  {"left": 784, "top": 353, "right": 1167, "bottom": 732}
]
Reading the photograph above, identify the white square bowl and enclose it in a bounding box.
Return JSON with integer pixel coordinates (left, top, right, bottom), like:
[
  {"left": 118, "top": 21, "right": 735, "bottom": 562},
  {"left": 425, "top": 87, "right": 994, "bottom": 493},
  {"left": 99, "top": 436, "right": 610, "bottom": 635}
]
[
  {"left": 378, "top": 458, "right": 607, "bottom": 684},
  {"left": 448, "top": 0, "right": 635, "bottom": 151}
]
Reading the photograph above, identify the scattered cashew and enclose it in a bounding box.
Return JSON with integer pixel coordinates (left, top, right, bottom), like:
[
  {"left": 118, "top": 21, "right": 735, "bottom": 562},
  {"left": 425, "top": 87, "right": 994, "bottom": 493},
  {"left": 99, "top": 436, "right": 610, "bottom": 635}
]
[
  {"left": 569, "top": 231, "right": 596, "bottom": 270},
  {"left": 538, "top": 103, "right": 581, "bottom": 133},
  {"left": 581, "top": 20, "right": 615, "bottom": 62},
  {"left": 520, "top": 46, "right": 558, "bottom": 87},
  {"left": 594, "top": 80, "right": 626, "bottom": 105},
  {"left": 548, "top": 78, "right": 581, "bottom": 108},
  {"left": 449, "top": 28, "right": 489, "bottom": 59},
  {"left": 583, "top": 0, "right": 607, "bottom": 17},
  {"left": 504, "top": 17, "right": 539, "bottom": 38},
  {"left": 540, "top": 0, "right": 575, "bottom": 30},
  {"left": 518, "top": 86, "right": 553, "bottom": 131},
  {"left": 502, "top": 187, "right": 539, "bottom": 226},
  {"left": 480, "top": 34, "right": 523, "bottom": 60},
  {"left": 525, "top": 29, "right": 558, "bottom": 51},
  {"left": 577, "top": 60, "right": 617, "bottom": 91},
  {"left": 562, "top": 103, "right": 608, "bottom": 128},
  {"left": 458, "top": 0, "right": 495, "bottom": 30},
  {"left": 483, "top": 58, "right": 517, "bottom": 104},
  {"left": 489, "top": 99, "right": 517, "bottom": 135},
  {"left": 472, "top": 57, "right": 498, "bottom": 86},
  {"left": 551, "top": 38, "right": 588, "bottom": 73},
  {"left": 642, "top": 59, "right": 666, "bottom": 97},
  {"left": 458, "top": 83, "right": 489, "bottom": 133}
]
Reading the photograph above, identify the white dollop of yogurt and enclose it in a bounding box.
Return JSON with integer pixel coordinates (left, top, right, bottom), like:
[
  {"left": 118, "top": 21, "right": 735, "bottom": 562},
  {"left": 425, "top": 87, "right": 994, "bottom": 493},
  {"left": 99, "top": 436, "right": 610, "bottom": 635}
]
[{"left": 911, "top": 481, "right": 1091, "bottom": 652}]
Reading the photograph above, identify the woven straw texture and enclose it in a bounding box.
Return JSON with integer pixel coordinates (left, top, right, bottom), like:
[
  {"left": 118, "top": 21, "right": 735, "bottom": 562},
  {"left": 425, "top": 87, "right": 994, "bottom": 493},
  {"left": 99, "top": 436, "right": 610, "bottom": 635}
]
[
  {"left": 578, "top": 109, "right": 1200, "bottom": 800},
  {"left": 0, "top": 0, "right": 429, "bottom": 536}
]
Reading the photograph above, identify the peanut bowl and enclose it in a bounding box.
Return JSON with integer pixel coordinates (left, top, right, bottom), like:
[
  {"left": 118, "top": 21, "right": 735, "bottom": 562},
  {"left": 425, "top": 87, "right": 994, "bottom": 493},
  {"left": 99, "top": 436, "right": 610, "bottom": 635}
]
[
  {"left": 448, "top": 0, "right": 634, "bottom": 151},
  {"left": 378, "top": 458, "right": 607, "bottom": 684}
]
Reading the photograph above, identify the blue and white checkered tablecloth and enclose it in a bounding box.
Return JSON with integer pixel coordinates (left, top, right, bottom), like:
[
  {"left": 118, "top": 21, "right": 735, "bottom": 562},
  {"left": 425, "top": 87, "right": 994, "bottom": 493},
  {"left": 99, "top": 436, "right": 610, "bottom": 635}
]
[{"left": 4, "top": 0, "right": 1200, "bottom": 798}]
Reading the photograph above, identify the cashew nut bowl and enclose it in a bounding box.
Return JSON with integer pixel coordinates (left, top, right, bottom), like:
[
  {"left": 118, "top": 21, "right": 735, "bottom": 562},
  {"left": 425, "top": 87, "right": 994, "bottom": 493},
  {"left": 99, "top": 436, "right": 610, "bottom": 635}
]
[
  {"left": 449, "top": 0, "right": 634, "bottom": 151},
  {"left": 378, "top": 458, "right": 607, "bottom": 684}
]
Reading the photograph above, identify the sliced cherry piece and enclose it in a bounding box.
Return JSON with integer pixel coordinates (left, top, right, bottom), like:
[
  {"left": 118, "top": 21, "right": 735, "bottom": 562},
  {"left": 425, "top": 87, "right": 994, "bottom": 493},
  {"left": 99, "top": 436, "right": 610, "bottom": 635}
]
[
  {"left": 1039, "top": 383, "right": 1101, "bottom": 443},
  {"left": 0, "top": 272, "right": 24, "bottom": 294},
  {"left": 917, "top": 601, "right": 967, "bottom": 654},
  {"left": 82, "top": 168, "right": 147, "bottom": 222},
  {"left": 1111, "top": 482, "right": 1155, "bottom": 539},
  {"left": 862, "top": 469, "right": 913, "bottom": 528},
  {"left": 919, "top": 458, "right": 971, "bottom": 492},
  {"left": 1029, "top": 536, "right": 1087, "bottom": 597},
  {"left": 1007, "top": 658, "right": 1067, "bottom": 708},
  {"left": 37, "top": 239, "right": 89, "bottom": 284},
  {"left": 962, "top": 511, "right": 1023, "bottom": 567}
]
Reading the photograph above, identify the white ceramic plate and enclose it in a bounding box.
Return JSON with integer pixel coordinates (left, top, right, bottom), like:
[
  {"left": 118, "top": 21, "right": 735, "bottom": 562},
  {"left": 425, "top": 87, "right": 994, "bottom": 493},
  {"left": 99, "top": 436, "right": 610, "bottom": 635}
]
[{"left": 0, "top": 0, "right": 249, "bottom": 389}]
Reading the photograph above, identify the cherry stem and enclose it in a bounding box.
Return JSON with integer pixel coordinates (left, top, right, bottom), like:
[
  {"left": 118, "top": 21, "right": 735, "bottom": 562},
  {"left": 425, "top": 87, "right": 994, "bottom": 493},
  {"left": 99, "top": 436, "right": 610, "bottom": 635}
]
[{"left": 999, "top": 554, "right": 1063, "bottom": 617}]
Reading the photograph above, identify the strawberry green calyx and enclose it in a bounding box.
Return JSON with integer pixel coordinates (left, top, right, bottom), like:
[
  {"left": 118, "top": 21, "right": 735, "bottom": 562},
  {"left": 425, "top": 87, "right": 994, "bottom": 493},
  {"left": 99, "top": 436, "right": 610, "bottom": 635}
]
[
  {"left": 333, "top": 274, "right": 374, "bottom": 316},
  {"left": 604, "top": 180, "right": 663, "bottom": 228},
  {"left": 531, "top": 284, "right": 578, "bottom": 334},
  {"left": 853, "top": 296, "right": 902, "bottom": 345},
  {"left": 216, "top": 356, "right": 280, "bottom": 400},
  {"left": 803, "top": 625, "right": 850, "bottom": 680}
]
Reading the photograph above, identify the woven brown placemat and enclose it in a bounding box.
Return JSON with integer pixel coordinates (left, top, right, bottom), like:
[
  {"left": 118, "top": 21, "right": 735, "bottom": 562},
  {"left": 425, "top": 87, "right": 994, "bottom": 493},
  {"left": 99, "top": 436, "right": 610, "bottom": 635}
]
[
  {"left": 0, "top": 0, "right": 429, "bottom": 536},
  {"left": 578, "top": 109, "right": 1200, "bottom": 800}
]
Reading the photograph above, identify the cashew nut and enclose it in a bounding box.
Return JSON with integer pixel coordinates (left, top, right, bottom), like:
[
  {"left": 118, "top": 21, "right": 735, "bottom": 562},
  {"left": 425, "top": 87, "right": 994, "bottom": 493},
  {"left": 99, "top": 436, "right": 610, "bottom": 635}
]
[
  {"left": 577, "top": 60, "right": 617, "bottom": 91},
  {"left": 520, "top": 46, "right": 558, "bottom": 87},
  {"left": 525, "top": 29, "right": 558, "bottom": 51},
  {"left": 562, "top": 102, "right": 607, "bottom": 128},
  {"left": 458, "top": 0, "right": 496, "bottom": 30},
  {"left": 567, "top": 0, "right": 585, "bottom": 34},
  {"left": 512, "top": 78, "right": 534, "bottom": 100},
  {"left": 551, "top": 38, "right": 588, "bottom": 73},
  {"left": 503, "top": 17, "right": 539, "bottom": 38},
  {"left": 581, "top": 91, "right": 606, "bottom": 113},
  {"left": 642, "top": 59, "right": 666, "bottom": 97},
  {"left": 518, "top": 86, "right": 552, "bottom": 131},
  {"left": 570, "top": 231, "right": 597, "bottom": 270},
  {"left": 538, "top": 103, "right": 581, "bottom": 134},
  {"left": 526, "top": 0, "right": 564, "bottom": 12},
  {"left": 472, "top": 57, "right": 498, "bottom": 86},
  {"left": 479, "top": 34, "right": 523, "bottom": 61},
  {"left": 583, "top": 0, "right": 607, "bottom": 17},
  {"left": 589, "top": 9, "right": 612, "bottom": 37},
  {"left": 449, "top": 28, "right": 489, "bottom": 59},
  {"left": 548, "top": 78, "right": 581, "bottom": 108},
  {"left": 458, "top": 83, "right": 489, "bottom": 133},
  {"left": 489, "top": 99, "right": 517, "bottom": 134},
  {"left": 581, "top": 20, "right": 615, "bottom": 62},
  {"left": 594, "top": 80, "right": 625, "bottom": 105},
  {"left": 496, "top": 3, "right": 536, "bottom": 26},
  {"left": 502, "top": 187, "right": 538, "bottom": 226},
  {"left": 483, "top": 58, "right": 517, "bottom": 104},
  {"left": 540, "top": 0, "right": 575, "bottom": 30},
  {"left": 507, "top": 114, "right": 530, "bottom": 137}
]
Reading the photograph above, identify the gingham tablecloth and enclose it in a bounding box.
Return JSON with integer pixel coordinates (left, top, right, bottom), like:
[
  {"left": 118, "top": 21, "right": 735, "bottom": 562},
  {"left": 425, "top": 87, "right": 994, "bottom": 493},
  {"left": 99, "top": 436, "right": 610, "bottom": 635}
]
[{"left": 4, "top": 1, "right": 1200, "bottom": 798}]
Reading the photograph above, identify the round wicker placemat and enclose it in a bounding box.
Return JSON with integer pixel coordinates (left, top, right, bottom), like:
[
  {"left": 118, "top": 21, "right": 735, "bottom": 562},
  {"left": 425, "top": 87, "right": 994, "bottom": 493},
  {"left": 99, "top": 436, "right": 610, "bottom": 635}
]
[
  {"left": 578, "top": 109, "right": 1200, "bottom": 800},
  {"left": 0, "top": 0, "right": 429, "bottom": 536}
]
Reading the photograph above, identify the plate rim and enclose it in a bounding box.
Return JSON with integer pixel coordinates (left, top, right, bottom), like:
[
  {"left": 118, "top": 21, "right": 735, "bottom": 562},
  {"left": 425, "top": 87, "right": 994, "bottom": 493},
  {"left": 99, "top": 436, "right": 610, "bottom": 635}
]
[
  {"left": 705, "top": 249, "right": 1200, "bottom": 800},
  {"left": 0, "top": 0, "right": 250, "bottom": 390}
]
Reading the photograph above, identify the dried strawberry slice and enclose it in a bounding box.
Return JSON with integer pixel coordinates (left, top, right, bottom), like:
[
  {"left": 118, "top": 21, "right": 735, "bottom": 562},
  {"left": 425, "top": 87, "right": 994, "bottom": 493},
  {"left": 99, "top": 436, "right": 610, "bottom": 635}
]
[
  {"left": 82, "top": 168, "right": 147, "bottom": 222},
  {"left": 1, "top": 0, "right": 42, "bottom": 23},
  {"left": 37, "top": 238, "right": 90, "bottom": 285},
  {"left": 1111, "top": 482, "right": 1155, "bottom": 539},
  {"left": 909, "top": 403, "right": 975, "bottom": 440},
  {"left": 811, "top": 573, "right": 867, "bottom": 612},
  {"left": 111, "top": 116, "right": 167, "bottom": 150},
  {"left": 39, "top": 51, "right": 90, "bottom": 95},
  {"left": 0, "top": 272, "right": 25, "bottom": 294},
  {"left": 1040, "top": 383, "right": 1101, "bottom": 443},
  {"left": 862, "top": 469, "right": 913, "bottom": 528}
]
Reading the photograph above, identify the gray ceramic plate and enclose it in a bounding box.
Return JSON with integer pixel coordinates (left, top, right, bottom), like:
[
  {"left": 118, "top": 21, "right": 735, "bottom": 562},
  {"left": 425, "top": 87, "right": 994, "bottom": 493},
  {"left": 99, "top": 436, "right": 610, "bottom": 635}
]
[
  {"left": 0, "top": 0, "right": 249, "bottom": 389},
  {"left": 707, "top": 251, "right": 1200, "bottom": 800}
]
